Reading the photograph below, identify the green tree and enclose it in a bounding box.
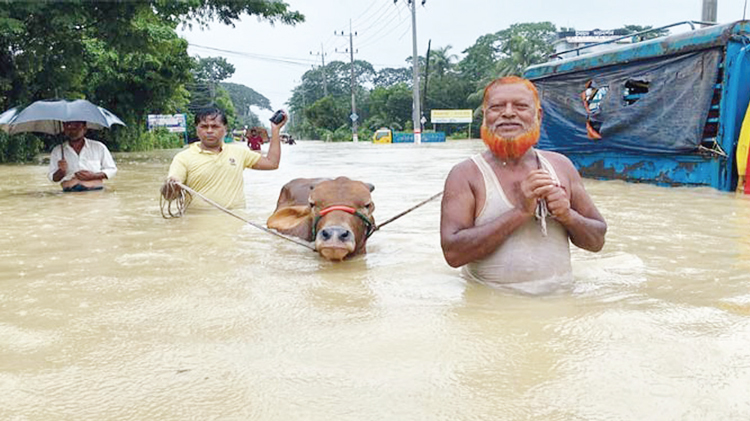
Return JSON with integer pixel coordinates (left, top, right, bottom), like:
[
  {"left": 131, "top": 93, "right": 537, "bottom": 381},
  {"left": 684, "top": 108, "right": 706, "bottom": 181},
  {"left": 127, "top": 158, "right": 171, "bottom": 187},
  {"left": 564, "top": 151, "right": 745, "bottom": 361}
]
[
  {"left": 462, "top": 22, "right": 557, "bottom": 127},
  {"left": 373, "top": 67, "right": 411, "bottom": 88},
  {"left": 187, "top": 56, "right": 236, "bottom": 114},
  {"left": 458, "top": 33, "right": 501, "bottom": 81},
  {"left": 494, "top": 22, "right": 557, "bottom": 77},
  {"left": 304, "top": 96, "right": 346, "bottom": 133},
  {"left": 366, "top": 83, "right": 412, "bottom": 130},
  {"left": 287, "top": 59, "right": 376, "bottom": 139},
  {"left": 221, "top": 82, "right": 271, "bottom": 128},
  {"left": 0, "top": 0, "right": 303, "bottom": 162},
  {"left": 428, "top": 45, "right": 458, "bottom": 78},
  {"left": 193, "top": 56, "right": 235, "bottom": 83}
]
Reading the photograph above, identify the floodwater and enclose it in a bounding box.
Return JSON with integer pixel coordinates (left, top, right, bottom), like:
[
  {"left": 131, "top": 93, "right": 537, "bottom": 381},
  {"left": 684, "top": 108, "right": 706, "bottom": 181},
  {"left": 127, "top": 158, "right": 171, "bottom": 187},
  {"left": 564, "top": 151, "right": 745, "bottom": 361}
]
[{"left": 2, "top": 139, "right": 750, "bottom": 420}]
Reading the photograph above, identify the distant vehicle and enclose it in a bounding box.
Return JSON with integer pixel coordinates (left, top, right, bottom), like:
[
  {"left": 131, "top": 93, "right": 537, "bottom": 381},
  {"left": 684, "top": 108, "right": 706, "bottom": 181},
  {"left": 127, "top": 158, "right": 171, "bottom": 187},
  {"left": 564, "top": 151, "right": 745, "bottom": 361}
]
[{"left": 373, "top": 128, "right": 392, "bottom": 144}]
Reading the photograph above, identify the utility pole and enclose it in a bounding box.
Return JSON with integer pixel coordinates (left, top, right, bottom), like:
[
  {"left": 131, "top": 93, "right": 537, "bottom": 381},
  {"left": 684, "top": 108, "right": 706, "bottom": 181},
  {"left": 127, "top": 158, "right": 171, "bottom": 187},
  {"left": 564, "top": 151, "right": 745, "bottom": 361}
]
[
  {"left": 409, "top": 0, "right": 422, "bottom": 144},
  {"left": 701, "top": 0, "right": 717, "bottom": 24},
  {"left": 423, "top": 39, "right": 431, "bottom": 128},
  {"left": 310, "top": 43, "right": 328, "bottom": 97},
  {"left": 336, "top": 22, "right": 359, "bottom": 142}
]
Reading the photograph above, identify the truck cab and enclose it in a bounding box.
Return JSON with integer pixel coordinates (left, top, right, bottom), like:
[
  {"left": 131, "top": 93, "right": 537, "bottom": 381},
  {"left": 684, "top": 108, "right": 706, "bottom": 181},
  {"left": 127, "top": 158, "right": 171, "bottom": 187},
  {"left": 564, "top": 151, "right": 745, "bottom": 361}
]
[{"left": 373, "top": 128, "right": 392, "bottom": 144}]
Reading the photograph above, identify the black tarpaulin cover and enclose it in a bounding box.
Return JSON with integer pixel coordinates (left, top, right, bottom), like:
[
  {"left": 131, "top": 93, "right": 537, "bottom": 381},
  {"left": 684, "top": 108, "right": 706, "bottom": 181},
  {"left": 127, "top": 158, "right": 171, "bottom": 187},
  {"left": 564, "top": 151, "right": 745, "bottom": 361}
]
[{"left": 533, "top": 48, "right": 722, "bottom": 154}]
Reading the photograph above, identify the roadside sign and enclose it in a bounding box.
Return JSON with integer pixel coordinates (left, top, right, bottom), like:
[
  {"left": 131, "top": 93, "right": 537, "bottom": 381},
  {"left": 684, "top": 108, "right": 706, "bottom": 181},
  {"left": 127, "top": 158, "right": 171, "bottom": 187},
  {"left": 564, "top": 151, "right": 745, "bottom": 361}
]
[
  {"left": 147, "top": 114, "right": 187, "bottom": 133},
  {"left": 350, "top": 113, "right": 359, "bottom": 122},
  {"left": 430, "top": 109, "right": 473, "bottom": 123}
]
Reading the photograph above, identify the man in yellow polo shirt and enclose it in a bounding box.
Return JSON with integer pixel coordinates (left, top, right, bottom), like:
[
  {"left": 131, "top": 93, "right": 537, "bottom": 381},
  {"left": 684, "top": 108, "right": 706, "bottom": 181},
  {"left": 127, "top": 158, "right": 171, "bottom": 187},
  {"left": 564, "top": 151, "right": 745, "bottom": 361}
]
[{"left": 160, "top": 106, "right": 287, "bottom": 210}]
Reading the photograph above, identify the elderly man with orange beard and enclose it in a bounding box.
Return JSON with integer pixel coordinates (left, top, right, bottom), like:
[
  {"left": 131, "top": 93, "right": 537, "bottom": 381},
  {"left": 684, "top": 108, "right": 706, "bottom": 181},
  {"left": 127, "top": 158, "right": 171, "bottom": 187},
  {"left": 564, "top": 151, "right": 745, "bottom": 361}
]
[{"left": 440, "top": 76, "right": 606, "bottom": 294}]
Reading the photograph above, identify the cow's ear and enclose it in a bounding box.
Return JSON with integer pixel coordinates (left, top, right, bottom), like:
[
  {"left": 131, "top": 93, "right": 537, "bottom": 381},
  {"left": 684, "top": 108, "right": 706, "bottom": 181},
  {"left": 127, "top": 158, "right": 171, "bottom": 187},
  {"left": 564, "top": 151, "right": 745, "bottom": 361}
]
[
  {"left": 267, "top": 205, "right": 313, "bottom": 232},
  {"left": 365, "top": 182, "right": 375, "bottom": 192}
]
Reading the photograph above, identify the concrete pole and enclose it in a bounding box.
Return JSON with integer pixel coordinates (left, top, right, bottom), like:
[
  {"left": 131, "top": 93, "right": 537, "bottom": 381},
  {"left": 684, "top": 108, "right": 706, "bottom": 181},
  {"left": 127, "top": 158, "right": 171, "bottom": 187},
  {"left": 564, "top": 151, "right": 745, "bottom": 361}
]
[
  {"left": 702, "top": 0, "right": 717, "bottom": 23},
  {"left": 349, "top": 20, "right": 358, "bottom": 143},
  {"left": 320, "top": 43, "right": 328, "bottom": 97},
  {"left": 410, "top": 0, "right": 422, "bottom": 144}
]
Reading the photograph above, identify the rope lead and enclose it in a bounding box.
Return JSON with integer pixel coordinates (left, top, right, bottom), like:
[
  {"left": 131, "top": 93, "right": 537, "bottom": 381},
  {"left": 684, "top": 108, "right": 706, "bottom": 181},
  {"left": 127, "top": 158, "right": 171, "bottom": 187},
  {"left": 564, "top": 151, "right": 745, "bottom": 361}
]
[
  {"left": 161, "top": 181, "right": 316, "bottom": 251},
  {"left": 160, "top": 180, "right": 444, "bottom": 251}
]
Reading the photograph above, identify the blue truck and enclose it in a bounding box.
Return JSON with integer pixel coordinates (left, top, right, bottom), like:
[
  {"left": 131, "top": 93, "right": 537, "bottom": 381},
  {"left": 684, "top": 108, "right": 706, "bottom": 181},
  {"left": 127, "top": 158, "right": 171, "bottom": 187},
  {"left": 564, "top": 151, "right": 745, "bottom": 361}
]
[{"left": 524, "top": 20, "right": 750, "bottom": 192}]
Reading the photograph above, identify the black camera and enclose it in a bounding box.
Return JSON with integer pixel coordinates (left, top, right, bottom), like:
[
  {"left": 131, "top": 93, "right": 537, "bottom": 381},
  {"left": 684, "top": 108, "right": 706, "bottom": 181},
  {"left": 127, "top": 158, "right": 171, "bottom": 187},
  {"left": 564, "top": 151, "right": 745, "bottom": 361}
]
[{"left": 269, "top": 110, "right": 286, "bottom": 124}]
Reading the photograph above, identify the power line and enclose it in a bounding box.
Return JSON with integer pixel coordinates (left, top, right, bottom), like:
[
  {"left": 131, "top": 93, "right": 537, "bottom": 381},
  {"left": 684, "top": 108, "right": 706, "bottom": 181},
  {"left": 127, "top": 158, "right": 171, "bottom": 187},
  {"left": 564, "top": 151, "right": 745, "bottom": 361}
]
[
  {"left": 355, "top": 1, "right": 400, "bottom": 36},
  {"left": 357, "top": 15, "right": 410, "bottom": 49},
  {"left": 350, "top": 0, "right": 385, "bottom": 27},
  {"left": 189, "top": 43, "right": 317, "bottom": 67},
  {"left": 356, "top": 3, "right": 410, "bottom": 48}
]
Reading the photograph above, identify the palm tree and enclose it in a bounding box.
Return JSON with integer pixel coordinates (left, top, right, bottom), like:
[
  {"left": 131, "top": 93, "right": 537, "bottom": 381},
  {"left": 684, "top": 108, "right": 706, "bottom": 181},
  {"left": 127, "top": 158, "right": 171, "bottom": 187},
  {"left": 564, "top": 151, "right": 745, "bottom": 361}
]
[{"left": 429, "top": 45, "right": 458, "bottom": 78}]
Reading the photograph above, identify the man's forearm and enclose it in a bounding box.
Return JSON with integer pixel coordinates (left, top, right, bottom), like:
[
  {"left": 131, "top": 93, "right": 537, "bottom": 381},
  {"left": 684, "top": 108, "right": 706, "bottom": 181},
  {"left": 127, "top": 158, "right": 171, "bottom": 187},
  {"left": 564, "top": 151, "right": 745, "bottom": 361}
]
[
  {"left": 266, "top": 128, "right": 282, "bottom": 166},
  {"left": 559, "top": 211, "right": 606, "bottom": 252},
  {"left": 52, "top": 168, "right": 66, "bottom": 182},
  {"left": 442, "top": 208, "right": 532, "bottom": 267}
]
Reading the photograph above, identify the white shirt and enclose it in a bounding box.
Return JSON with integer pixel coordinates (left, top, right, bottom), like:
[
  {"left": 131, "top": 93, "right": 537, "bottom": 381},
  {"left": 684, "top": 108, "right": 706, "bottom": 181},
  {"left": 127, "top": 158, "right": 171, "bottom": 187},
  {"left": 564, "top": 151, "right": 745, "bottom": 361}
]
[{"left": 47, "top": 138, "right": 117, "bottom": 182}]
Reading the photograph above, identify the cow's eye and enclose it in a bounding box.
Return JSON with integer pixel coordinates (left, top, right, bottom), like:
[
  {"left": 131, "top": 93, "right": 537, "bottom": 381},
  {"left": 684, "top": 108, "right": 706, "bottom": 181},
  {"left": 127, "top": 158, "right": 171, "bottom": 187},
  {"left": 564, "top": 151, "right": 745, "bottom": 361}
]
[{"left": 364, "top": 202, "right": 373, "bottom": 210}]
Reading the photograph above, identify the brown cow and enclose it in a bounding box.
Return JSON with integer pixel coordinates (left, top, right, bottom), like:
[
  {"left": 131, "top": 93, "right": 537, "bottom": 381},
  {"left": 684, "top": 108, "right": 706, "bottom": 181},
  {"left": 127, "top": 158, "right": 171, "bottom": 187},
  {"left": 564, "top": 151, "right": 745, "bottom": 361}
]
[{"left": 267, "top": 177, "right": 376, "bottom": 261}]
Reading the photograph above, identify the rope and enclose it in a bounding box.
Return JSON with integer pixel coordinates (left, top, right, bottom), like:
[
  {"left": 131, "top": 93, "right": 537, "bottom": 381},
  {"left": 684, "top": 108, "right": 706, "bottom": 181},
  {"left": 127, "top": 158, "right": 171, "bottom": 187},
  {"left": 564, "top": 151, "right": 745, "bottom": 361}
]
[
  {"left": 374, "top": 191, "right": 443, "bottom": 232},
  {"left": 160, "top": 180, "right": 444, "bottom": 249},
  {"left": 160, "top": 180, "right": 316, "bottom": 251},
  {"left": 535, "top": 150, "right": 549, "bottom": 236},
  {"left": 160, "top": 182, "right": 192, "bottom": 218}
]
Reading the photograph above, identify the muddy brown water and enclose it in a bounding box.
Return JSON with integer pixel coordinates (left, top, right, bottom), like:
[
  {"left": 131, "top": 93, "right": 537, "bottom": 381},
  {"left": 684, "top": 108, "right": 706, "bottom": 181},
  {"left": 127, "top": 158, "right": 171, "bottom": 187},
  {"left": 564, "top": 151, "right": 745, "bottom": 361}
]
[{"left": 2, "top": 140, "right": 750, "bottom": 420}]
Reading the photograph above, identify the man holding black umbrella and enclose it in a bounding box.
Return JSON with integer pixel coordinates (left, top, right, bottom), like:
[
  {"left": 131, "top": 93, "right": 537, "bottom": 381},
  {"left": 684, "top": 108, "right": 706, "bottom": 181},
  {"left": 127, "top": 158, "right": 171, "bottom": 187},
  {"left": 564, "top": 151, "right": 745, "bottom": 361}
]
[{"left": 48, "top": 121, "right": 117, "bottom": 192}]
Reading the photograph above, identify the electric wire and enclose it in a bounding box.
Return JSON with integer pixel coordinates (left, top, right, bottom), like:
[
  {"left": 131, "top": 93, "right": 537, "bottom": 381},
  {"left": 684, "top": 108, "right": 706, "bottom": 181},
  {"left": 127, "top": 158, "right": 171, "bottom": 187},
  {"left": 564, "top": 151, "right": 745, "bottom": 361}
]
[{"left": 356, "top": 3, "right": 410, "bottom": 48}]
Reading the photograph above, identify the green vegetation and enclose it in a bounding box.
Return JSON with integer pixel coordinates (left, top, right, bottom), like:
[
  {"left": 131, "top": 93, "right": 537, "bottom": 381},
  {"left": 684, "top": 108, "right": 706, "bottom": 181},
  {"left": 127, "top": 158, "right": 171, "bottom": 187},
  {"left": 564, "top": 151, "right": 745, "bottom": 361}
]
[
  {"left": 0, "top": 0, "right": 302, "bottom": 162},
  {"left": 0, "top": 3, "right": 665, "bottom": 159},
  {"left": 287, "top": 21, "right": 668, "bottom": 141}
]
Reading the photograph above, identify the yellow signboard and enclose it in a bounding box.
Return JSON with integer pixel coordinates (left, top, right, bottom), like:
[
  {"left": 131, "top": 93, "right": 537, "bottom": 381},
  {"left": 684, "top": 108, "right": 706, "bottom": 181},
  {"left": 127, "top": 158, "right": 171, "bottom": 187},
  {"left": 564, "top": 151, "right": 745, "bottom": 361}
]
[{"left": 430, "top": 109, "right": 473, "bottom": 123}]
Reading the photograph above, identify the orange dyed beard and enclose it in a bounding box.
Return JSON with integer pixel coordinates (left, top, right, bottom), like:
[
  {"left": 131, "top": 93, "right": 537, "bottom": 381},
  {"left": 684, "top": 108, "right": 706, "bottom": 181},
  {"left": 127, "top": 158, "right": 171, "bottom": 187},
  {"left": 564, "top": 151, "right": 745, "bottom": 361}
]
[{"left": 481, "top": 122, "right": 541, "bottom": 161}]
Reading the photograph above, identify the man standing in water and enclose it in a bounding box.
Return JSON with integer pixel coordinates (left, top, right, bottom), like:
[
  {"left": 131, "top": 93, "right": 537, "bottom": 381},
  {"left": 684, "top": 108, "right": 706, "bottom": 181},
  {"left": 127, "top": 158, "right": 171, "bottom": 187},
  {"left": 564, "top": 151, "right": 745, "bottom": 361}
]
[
  {"left": 440, "top": 76, "right": 606, "bottom": 293},
  {"left": 48, "top": 121, "right": 118, "bottom": 192},
  {"left": 246, "top": 128, "right": 264, "bottom": 151},
  {"left": 161, "top": 106, "right": 286, "bottom": 210}
]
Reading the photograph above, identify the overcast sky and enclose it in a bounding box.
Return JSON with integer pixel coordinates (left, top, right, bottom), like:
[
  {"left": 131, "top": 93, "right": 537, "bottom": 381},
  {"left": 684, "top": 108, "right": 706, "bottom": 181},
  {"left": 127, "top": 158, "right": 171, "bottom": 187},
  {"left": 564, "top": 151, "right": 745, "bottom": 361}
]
[{"left": 178, "top": 0, "right": 749, "bottom": 120}]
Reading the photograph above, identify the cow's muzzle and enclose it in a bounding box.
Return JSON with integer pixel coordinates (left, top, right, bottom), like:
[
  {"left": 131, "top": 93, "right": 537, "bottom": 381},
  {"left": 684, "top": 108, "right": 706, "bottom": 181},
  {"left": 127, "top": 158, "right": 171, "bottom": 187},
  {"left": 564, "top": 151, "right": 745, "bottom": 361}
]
[{"left": 315, "top": 225, "right": 356, "bottom": 261}]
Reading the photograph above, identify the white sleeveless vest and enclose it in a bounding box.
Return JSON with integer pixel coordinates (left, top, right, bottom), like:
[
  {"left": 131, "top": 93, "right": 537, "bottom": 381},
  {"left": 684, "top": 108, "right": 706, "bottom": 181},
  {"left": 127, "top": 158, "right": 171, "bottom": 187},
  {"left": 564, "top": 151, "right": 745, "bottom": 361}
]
[{"left": 463, "top": 153, "right": 573, "bottom": 294}]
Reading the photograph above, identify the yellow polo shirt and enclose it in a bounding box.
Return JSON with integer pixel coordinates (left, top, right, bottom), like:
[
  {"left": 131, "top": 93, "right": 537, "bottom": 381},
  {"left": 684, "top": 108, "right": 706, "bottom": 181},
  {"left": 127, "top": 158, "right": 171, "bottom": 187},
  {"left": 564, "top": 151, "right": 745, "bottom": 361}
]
[{"left": 168, "top": 143, "right": 261, "bottom": 209}]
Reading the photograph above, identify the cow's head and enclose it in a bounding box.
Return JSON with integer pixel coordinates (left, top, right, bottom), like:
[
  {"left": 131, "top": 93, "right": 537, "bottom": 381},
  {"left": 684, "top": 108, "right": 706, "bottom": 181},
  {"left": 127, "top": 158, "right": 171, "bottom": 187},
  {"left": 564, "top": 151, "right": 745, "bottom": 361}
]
[{"left": 309, "top": 177, "right": 375, "bottom": 261}]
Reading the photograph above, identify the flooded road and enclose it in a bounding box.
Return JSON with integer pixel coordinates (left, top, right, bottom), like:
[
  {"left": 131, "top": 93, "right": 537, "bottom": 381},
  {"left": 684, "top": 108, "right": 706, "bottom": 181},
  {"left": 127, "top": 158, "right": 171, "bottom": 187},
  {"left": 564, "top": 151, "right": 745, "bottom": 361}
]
[{"left": 2, "top": 140, "right": 750, "bottom": 420}]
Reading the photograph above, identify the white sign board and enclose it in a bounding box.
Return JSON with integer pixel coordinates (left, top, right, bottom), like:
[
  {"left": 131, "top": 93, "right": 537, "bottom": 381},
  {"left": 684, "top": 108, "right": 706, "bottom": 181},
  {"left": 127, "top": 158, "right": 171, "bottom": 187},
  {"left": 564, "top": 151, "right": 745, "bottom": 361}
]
[
  {"left": 147, "top": 114, "right": 187, "bottom": 133},
  {"left": 430, "top": 109, "right": 473, "bottom": 124}
]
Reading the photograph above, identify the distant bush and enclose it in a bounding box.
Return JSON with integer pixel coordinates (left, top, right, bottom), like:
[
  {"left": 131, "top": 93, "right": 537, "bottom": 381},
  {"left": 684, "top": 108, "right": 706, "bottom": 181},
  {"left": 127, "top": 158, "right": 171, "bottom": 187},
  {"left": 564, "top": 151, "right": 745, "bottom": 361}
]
[
  {"left": 448, "top": 131, "right": 470, "bottom": 140},
  {"left": 113, "top": 126, "right": 183, "bottom": 151},
  {"left": 0, "top": 132, "right": 44, "bottom": 163}
]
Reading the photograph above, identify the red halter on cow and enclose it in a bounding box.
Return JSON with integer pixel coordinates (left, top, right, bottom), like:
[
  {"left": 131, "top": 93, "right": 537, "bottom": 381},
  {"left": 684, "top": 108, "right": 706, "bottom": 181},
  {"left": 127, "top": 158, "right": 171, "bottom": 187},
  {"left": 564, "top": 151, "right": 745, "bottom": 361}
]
[{"left": 267, "top": 177, "right": 375, "bottom": 261}]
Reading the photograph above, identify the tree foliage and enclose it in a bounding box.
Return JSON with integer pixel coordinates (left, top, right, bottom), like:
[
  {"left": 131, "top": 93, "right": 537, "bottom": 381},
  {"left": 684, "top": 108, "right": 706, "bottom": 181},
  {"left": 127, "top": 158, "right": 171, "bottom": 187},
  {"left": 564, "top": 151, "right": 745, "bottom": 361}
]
[
  {"left": 0, "top": 0, "right": 302, "bottom": 162},
  {"left": 221, "top": 82, "right": 271, "bottom": 128},
  {"left": 285, "top": 20, "right": 680, "bottom": 142},
  {"left": 193, "top": 56, "right": 236, "bottom": 83}
]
